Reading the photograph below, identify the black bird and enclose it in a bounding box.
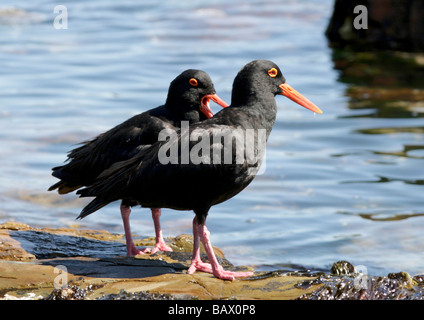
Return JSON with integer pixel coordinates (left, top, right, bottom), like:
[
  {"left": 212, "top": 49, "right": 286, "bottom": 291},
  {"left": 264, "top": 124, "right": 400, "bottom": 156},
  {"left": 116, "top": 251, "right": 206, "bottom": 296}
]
[
  {"left": 48, "top": 69, "right": 228, "bottom": 256},
  {"left": 77, "top": 60, "right": 323, "bottom": 280}
]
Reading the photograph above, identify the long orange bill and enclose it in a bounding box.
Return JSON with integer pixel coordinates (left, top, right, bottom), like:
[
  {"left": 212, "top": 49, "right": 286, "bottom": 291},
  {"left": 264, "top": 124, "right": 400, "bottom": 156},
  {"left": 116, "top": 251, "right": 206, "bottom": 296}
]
[
  {"left": 279, "top": 83, "right": 323, "bottom": 114},
  {"left": 200, "top": 93, "right": 229, "bottom": 119}
]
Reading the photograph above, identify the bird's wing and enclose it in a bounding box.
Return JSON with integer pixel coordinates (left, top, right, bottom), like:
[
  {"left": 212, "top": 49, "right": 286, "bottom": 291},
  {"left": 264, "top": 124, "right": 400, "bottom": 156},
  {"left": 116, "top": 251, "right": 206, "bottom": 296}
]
[
  {"left": 50, "top": 110, "right": 175, "bottom": 191},
  {"left": 77, "top": 120, "right": 264, "bottom": 215}
]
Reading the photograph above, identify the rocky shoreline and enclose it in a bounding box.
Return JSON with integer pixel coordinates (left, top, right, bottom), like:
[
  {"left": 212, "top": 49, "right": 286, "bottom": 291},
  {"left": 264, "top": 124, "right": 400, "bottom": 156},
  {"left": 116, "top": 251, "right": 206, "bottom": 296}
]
[
  {"left": 0, "top": 221, "right": 321, "bottom": 300},
  {"left": 1, "top": 221, "right": 423, "bottom": 300}
]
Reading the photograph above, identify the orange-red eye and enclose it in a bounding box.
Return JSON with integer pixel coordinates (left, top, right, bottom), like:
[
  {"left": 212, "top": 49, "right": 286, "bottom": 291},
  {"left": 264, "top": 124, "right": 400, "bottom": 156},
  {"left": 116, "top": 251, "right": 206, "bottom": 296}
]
[
  {"left": 189, "top": 78, "right": 198, "bottom": 86},
  {"left": 268, "top": 68, "right": 278, "bottom": 78}
]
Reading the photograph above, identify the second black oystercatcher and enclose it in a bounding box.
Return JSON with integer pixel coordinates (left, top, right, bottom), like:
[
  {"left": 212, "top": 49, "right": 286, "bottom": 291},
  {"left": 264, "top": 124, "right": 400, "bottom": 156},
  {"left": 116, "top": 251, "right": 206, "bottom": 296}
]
[
  {"left": 77, "top": 60, "right": 323, "bottom": 280},
  {"left": 48, "top": 69, "right": 228, "bottom": 256}
]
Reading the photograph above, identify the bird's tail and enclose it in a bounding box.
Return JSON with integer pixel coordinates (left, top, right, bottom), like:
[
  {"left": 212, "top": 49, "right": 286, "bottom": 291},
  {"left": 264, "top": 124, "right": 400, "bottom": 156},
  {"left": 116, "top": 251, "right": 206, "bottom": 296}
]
[
  {"left": 77, "top": 156, "right": 141, "bottom": 198},
  {"left": 76, "top": 156, "right": 143, "bottom": 218},
  {"left": 48, "top": 165, "right": 83, "bottom": 194},
  {"left": 77, "top": 198, "right": 110, "bottom": 220},
  {"left": 48, "top": 180, "right": 81, "bottom": 194}
]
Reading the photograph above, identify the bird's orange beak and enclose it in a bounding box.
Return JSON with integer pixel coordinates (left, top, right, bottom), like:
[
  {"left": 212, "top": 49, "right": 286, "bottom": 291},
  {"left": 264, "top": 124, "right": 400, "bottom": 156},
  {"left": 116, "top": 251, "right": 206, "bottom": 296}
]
[
  {"left": 200, "top": 94, "right": 229, "bottom": 119},
  {"left": 279, "top": 83, "right": 323, "bottom": 114}
]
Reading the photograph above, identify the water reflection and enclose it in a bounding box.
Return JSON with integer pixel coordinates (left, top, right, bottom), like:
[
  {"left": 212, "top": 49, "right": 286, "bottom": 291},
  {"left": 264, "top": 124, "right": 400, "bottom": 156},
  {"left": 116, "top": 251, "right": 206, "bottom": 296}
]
[
  {"left": 357, "top": 126, "right": 424, "bottom": 135},
  {"left": 331, "top": 50, "right": 424, "bottom": 87},
  {"left": 331, "top": 49, "right": 424, "bottom": 120},
  {"left": 338, "top": 210, "right": 424, "bottom": 222},
  {"left": 327, "top": 45, "right": 424, "bottom": 243},
  {"left": 374, "top": 145, "right": 424, "bottom": 160},
  {"left": 341, "top": 175, "right": 424, "bottom": 186}
]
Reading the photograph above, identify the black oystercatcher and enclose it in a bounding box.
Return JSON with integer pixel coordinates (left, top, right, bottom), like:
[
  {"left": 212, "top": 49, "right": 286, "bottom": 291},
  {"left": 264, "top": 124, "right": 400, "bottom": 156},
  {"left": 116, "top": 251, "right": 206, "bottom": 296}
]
[
  {"left": 48, "top": 69, "right": 228, "bottom": 256},
  {"left": 77, "top": 60, "right": 322, "bottom": 280}
]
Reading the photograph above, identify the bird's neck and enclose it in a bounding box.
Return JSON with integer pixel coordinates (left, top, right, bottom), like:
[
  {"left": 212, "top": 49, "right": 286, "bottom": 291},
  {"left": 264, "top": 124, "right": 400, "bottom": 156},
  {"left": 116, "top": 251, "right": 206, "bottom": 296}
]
[
  {"left": 230, "top": 87, "right": 277, "bottom": 137},
  {"left": 245, "top": 101, "right": 277, "bottom": 139},
  {"left": 165, "top": 100, "right": 203, "bottom": 124}
]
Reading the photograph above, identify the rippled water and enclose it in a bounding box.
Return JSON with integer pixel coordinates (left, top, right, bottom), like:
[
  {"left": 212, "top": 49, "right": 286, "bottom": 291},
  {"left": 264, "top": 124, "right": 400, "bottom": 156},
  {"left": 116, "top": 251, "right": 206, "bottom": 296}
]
[{"left": 1, "top": 0, "right": 423, "bottom": 277}]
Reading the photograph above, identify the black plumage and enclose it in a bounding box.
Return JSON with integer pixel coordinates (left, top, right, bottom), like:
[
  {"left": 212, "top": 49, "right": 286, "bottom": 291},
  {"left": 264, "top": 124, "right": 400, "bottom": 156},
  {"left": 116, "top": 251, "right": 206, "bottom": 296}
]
[
  {"left": 49, "top": 69, "right": 228, "bottom": 255},
  {"left": 49, "top": 69, "right": 226, "bottom": 194},
  {"left": 76, "top": 60, "right": 322, "bottom": 280}
]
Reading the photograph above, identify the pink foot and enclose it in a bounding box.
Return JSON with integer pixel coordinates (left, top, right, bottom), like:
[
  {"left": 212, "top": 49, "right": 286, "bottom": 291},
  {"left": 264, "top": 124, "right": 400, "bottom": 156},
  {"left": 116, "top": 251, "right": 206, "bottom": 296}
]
[
  {"left": 188, "top": 217, "right": 212, "bottom": 274},
  {"left": 150, "top": 240, "right": 173, "bottom": 254},
  {"left": 121, "top": 204, "right": 146, "bottom": 256},
  {"left": 210, "top": 266, "right": 254, "bottom": 280},
  {"left": 188, "top": 258, "right": 213, "bottom": 274},
  {"left": 121, "top": 205, "right": 172, "bottom": 256},
  {"left": 140, "top": 239, "right": 173, "bottom": 254},
  {"left": 188, "top": 256, "right": 253, "bottom": 280},
  {"left": 127, "top": 244, "right": 145, "bottom": 256},
  {"left": 147, "top": 208, "right": 173, "bottom": 254},
  {"left": 188, "top": 257, "right": 252, "bottom": 280},
  {"left": 188, "top": 217, "right": 253, "bottom": 280}
]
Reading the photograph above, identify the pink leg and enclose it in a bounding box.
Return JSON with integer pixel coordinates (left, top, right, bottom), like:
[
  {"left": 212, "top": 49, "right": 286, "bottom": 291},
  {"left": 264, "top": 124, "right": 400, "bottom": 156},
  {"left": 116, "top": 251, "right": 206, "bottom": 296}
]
[
  {"left": 142, "top": 208, "right": 173, "bottom": 254},
  {"left": 188, "top": 217, "right": 213, "bottom": 274},
  {"left": 120, "top": 204, "right": 144, "bottom": 256},
  {"left": 188, "top": 218, "right": 254, "bottom": 280}
]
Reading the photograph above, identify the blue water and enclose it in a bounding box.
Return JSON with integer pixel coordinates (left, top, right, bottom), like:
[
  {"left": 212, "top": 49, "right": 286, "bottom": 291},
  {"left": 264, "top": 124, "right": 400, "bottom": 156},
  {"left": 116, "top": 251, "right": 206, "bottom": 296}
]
[{"left": 1, "top": 0, "right": 424, "bottom": 277}]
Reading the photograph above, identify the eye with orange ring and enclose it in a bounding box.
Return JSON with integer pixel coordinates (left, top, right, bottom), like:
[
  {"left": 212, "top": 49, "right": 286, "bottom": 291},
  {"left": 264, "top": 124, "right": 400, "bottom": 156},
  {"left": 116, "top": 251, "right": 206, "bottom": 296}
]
[
  {"left": 189, "top": 78, "right": 198, "bottom": 86},
  {"left": 267, "top": 68, "right": 278, "bottom": 78}
]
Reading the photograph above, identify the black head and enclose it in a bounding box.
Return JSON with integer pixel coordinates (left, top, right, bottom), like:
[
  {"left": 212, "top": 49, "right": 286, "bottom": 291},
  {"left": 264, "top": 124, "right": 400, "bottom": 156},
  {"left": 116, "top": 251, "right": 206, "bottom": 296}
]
[
  {"left": 231, "top": 60, "right": 285, "bottom": 106},
  {"left": 231, "top": 60, "right": 322, "bottom": 114},
  {"left": 166, "top": 69, "right": 228, "bottom": 120}
]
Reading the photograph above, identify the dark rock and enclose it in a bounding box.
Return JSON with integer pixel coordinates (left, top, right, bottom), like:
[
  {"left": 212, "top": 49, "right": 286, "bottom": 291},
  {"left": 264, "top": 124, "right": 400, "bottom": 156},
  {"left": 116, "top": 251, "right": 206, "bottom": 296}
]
[
  {"left": 40, "top": 256, "right": 185, "bottom": 279},
  {"left": 298, "top": 270, "right": 424, "bottom": 300},
  {"left": 326, "top": 0, "right": 424, "bottom": 52},
  {"left": 11, "top": 230, "right": 126, "bottom": 259},
  {"left": 44, "top": 284, "right": 94, "bottom": 300},
  {"left": 97, "top": 289, "right": 179, "bottom": 300},
  {"left": 331, "top": 260, "right": 355, "bottom": 276}
]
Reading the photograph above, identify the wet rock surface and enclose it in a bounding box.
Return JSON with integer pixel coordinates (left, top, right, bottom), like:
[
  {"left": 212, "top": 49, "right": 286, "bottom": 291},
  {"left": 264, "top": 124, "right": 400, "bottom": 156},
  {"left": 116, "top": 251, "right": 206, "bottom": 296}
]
[
  {"left": 0, "top": 222, "right": 320, "bottom": 300},
  {"left": 11, "top": 230, "right": 126, "bottom": 259},
  {"left": 1, "top": 222, "right": 424, "bottom": 300},
  {"left": 297, "top": 261, "right": 424, "bottom": 300}
]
